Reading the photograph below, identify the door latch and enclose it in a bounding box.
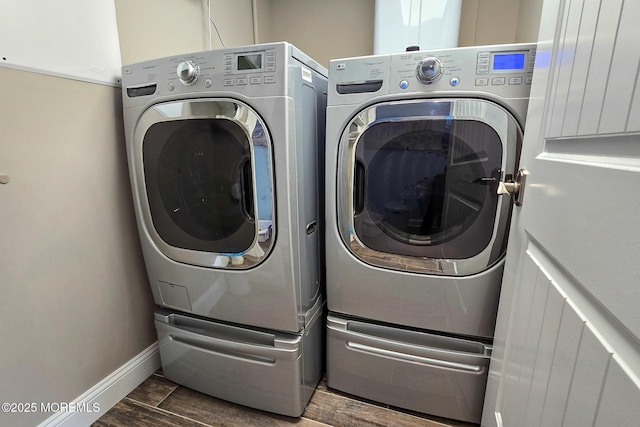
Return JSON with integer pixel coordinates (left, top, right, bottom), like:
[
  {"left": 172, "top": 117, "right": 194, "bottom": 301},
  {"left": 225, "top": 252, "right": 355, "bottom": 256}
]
[{"left": 497, "top": 168, "right": 528, "bottom": 206}]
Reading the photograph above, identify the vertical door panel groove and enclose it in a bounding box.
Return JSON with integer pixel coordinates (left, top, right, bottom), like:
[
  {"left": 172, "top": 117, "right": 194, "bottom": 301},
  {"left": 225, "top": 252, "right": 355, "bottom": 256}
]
[
  {"left": 577, "top": 0, "right": 624, "bottom": 135},
  {"left": 561, "top": 0, "right": 601, "bottom": 136},
  {"left": 599, "top": 0, "right": 640, "bottom": 134}
]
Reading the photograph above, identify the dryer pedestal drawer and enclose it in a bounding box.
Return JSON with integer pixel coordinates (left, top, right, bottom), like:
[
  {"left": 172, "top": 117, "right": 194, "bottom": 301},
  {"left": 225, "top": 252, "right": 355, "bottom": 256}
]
[
  {"left": 155, "top": 308, "right": 323, "bottom": 417},
  {"left": 326, "top": 315, "right": 491, "bottom": 424}
]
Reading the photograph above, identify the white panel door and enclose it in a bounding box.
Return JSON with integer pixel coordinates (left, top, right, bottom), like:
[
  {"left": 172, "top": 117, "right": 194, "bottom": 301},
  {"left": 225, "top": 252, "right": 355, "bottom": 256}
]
[{"left": 482, "top": 0, "right": 640, "bottom": 425}]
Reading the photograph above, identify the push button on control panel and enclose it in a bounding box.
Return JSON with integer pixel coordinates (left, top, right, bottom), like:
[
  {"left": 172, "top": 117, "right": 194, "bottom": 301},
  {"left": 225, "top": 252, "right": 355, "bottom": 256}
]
[
  {"left": 265, "top": 50, "right": 276, "bottom": 72},
  {"left": 492, "top": 77, "right": 506, "bottom": 85},
  {"left": 508, "top": 77, "right": 523, "bottom": 85},
  {"left": 475, "top": 78, "right": 489, "bottom": 86},
  {"left": 476, "top": 52, "right": 490, "bottom": 74},
  {"left": 224, "top": 54, "right": 233, "bottom": 75},
  {"left": 250, "top": 76, "right": 262, "bottom": 84},
  {"left": 264, "top": 76, "right": 276, "bottom": 84},
  {"left": 236, "top": 77, "right": 248, "bottom": 85},
  {"left": 399, "top": 80, "right": 409, "bottom": 90},
  {"left": 450, "top": 77, "right": 460, "bottom": 86}
]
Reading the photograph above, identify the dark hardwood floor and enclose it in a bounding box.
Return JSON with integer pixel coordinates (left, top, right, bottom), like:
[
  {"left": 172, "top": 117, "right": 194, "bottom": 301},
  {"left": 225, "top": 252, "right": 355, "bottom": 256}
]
[{"left": 93, "top": 371, "right": 478, "bottom": 427}]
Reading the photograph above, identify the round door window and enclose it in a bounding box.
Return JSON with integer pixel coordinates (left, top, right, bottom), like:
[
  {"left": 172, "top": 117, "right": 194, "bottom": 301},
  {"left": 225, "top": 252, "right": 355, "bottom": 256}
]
[
  {"left": 353, "top": 118, "right": 503, "bottom": 260},
  {"left": 338, "top": 99, "right": 523, "bottom": 275},
  {"left": 143, "top": 118, "right": 256, "bottom": 253}
]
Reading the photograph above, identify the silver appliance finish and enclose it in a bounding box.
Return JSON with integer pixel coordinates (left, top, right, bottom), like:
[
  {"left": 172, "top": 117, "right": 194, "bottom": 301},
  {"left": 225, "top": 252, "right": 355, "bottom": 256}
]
[
  {"left": 122, "top": 42, "right": 327, "bottom": 417},
  {"left": 325, "top": 44, "right": 535, "bottom": 423}
]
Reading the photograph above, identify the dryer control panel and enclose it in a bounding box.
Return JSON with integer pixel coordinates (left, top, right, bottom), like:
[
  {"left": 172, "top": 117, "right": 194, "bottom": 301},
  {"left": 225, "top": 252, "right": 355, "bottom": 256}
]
[
  {"left": 391, "top": 45, "right": 535, "bottom": 94},
  {"left": 328, "top": 43, "right": 536, "bottom": 106}
]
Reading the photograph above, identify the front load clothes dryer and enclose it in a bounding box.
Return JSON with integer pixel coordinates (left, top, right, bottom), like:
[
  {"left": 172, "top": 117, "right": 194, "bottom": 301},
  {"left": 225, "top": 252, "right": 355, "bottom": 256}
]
[
  {"left": 325, "top": 43, "right": 535, "bottom": 424},
  {"left": 121, "top": 42, "right": 327, "bottom": 417}
]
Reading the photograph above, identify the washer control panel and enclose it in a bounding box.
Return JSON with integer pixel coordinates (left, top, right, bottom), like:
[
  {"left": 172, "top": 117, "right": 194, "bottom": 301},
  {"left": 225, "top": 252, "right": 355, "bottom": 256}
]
[
  {"left": 122, "top": 43, "right": 290, "bottom": 104},
  {"left": 164, "top": 47, "right": 279, "bottom": 93}
]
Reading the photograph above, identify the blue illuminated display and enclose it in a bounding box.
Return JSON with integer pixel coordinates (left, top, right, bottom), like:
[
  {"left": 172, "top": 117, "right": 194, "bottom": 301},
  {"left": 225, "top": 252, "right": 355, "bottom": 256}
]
[{"left": 493, "top": 53, "right": 526, "bottom": 71}]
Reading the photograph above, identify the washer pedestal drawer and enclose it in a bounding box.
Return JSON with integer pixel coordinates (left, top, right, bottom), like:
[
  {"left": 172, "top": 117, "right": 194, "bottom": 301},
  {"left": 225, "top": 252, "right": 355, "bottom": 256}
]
[{"left": 155, "top": 308, "right": 323, "bottom": 417}]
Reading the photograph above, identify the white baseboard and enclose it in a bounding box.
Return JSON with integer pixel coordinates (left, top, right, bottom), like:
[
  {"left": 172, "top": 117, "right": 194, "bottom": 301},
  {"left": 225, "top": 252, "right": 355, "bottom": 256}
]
[{"left": 38, "top": 341, "right": 160, "bottom": 427}]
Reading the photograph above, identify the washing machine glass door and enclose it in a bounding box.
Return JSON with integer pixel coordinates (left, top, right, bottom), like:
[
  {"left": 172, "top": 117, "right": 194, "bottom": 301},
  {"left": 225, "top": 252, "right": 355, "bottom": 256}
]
[
  {"left": 133, "top": 99, "right": 275, "bottom": 269},
  {"left": 338, "top": 99, "right": 522, "bottom": 276}
]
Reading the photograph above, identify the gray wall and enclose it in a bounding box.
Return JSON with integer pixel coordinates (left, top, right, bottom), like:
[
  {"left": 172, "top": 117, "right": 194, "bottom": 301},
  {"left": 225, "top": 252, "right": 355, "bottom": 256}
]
[
  {"left": 265, "top": 0, "right": 376, "bottom": 67},
  {"left": 115, "top": 0, "right": 209, "bottom": 64},
  {"left": 114, "top": 0, "right": 255, "bottom": 65},
  {"left": 459, "top": 0, "right": 544, "bottom": 46},
  {"left": 0, "top": 67, "right": 156, "bottom": 426}
]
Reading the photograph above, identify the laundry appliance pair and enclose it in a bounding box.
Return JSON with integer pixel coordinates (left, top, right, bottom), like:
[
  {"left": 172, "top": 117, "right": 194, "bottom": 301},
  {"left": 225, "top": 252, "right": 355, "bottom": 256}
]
[
  {"left": 121, "top": 41, "right": 535, "bottom": 422},
  {"left": 121, "top": 42, "right": 327, "bottom": 417},
  {"left": 325, "top": 43, "right": 535, "bottom": 423}
]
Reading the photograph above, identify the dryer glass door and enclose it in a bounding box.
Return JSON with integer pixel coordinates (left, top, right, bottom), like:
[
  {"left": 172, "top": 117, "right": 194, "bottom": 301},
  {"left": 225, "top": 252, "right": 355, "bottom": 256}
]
[
  {"left": 338, "top": 99, "right": 522, "bottom": 276},
  {"left": 133, "top": 99, "right": 275, "bottom": 269}
]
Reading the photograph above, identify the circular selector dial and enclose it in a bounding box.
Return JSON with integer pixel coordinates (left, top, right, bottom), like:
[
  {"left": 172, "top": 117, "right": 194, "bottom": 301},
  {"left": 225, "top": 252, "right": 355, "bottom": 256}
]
[
  {"left": 176, "top": 60, "right": 199, "bottom": 86},
  {"left": 416, "top": 57, "right": 444, "bottom": 84}
]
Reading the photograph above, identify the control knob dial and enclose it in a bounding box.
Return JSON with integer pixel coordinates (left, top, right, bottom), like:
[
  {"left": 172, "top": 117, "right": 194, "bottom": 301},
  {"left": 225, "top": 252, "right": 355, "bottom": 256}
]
[
  {"left": 176, "top": 60, "right": 199, "bottom": 86},
  {"left": 416, "top": 57, "right": 444, "bottom": 84}
]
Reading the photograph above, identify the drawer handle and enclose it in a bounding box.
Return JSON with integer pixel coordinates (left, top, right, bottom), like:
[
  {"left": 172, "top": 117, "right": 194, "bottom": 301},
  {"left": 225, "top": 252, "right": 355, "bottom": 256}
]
[
  {"left": 170, "top": 334, "right": 276, "bottom": 364},
  {"left": 348, "top": 342, "right": 483, "bottom": 373}
]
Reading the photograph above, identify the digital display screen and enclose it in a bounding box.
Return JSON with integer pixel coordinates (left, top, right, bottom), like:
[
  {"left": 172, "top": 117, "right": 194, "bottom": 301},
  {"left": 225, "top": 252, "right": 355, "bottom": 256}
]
[
  {"left": 237, "top": 54, "right": 262, "bottom": 70},
  {"left": 493, "top": 53, "right": 526, "bottom": 71}
]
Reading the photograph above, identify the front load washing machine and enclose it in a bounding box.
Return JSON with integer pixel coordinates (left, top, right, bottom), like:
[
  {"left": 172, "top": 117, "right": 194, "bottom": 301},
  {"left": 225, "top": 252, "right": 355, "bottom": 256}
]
[
  {"left": 325, "top": 43, "right": 535, "bottom": 423},
  {"left": 121, "top": 42, "right": 327, "bottom": 417}
]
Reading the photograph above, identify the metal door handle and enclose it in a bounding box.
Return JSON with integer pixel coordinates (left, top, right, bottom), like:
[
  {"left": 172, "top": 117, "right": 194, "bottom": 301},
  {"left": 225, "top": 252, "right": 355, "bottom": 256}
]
[
  {"left": 0, "top": 173, "right": 9, "bottom": 184},
  {"left": 497, "top": 181, "right": 519, "bottom": 195},
  {"left": 497, "top": 168, "right": 528, "bottom": 206}
]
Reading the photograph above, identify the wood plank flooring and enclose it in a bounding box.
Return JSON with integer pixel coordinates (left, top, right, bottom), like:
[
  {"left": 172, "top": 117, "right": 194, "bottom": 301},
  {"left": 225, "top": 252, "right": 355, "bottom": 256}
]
[{"left": 93, "top": 371, "right": 478, "bottom": 427}]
